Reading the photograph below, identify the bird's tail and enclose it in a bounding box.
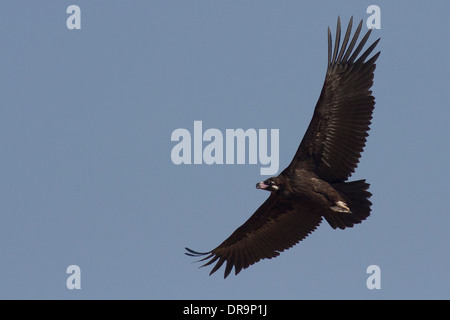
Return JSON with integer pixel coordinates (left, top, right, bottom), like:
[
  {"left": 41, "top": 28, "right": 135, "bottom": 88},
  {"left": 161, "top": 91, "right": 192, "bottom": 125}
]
[{"left": 324, "top": 179, "right": 372, "bottom": 230}]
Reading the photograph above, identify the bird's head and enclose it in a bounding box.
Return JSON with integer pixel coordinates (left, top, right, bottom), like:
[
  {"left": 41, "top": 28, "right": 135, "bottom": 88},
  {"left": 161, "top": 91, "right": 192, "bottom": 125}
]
[{"left": 256, "top": 177, "right": 281, "bottom": 193}]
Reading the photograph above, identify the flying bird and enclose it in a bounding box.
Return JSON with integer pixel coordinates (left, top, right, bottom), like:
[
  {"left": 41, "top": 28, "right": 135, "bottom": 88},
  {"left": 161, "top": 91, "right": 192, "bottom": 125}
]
[{"left": 185, "top": 17, "right": 380, "bottom": 278}]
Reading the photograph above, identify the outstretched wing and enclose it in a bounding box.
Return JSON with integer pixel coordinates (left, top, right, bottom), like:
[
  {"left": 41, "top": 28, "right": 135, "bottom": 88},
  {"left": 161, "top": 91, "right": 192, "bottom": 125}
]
[
  {"left": 185, "top": 194, "right": 323, "bottom": 278},
  {"left": 286, "top": 17, "right": 380, "bottom": 183}
]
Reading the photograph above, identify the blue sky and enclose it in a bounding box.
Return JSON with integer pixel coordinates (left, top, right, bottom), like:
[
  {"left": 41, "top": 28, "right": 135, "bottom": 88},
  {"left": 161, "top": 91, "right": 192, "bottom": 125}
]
[{"left": 0, "top": 1, "right": 449, "bottom": 299}]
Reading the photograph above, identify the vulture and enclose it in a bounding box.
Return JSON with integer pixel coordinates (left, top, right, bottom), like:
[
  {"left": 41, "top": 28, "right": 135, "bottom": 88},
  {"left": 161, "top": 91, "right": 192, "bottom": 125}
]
[{"left": 185, "top": 17, "right": 380, "bottom": 278}]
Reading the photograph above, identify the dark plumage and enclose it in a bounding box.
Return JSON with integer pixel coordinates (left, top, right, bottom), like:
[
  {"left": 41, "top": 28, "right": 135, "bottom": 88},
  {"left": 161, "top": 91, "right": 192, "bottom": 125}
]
[{"left": 185, "top": 17, "right": 380, "bottom": 278}]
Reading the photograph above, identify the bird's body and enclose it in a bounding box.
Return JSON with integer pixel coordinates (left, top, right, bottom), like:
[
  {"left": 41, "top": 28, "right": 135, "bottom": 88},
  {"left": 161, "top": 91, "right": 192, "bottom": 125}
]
[
  {"left": 261, "top": 169, "right": 348, "bottom": 212},
  {"left": 186, "top": 17, "right": 380, "bottom": 278}
]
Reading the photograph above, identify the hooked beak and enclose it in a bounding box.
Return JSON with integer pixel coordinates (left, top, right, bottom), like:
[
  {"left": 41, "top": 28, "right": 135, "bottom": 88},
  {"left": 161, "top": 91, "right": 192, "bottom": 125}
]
[
  {"left": 256, "top": 182, "right": 278, "bottom": 191},
  {"left": 256, "top": 182, "right": 269, "bottom": 189}
]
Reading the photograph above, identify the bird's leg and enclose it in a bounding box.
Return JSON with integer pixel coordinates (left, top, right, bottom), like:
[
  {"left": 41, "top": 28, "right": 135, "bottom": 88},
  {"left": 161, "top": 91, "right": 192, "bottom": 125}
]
[{"left": 330, "top": 200, "right": 351, "bottom": 213}]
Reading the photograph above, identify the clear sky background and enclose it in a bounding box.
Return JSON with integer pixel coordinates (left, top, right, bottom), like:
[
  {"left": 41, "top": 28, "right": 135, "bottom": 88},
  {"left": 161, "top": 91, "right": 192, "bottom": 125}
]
[{"left": 0, "top": 1, "right": 449, "bottom": 299}]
